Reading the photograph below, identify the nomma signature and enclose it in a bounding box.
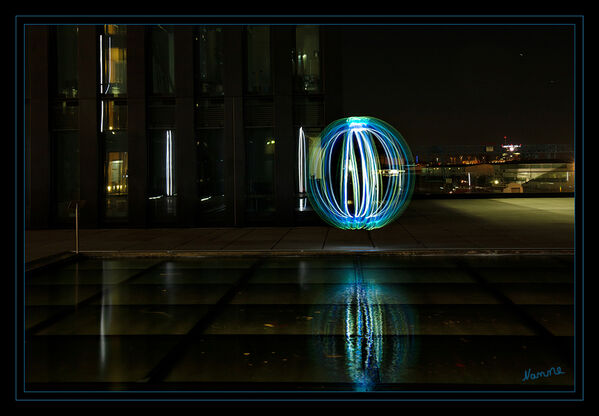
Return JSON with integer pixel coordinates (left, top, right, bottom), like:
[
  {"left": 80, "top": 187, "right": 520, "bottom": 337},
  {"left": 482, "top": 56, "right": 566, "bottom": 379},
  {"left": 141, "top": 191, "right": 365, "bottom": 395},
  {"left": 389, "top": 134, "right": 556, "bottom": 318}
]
[{"left": 522, "top": 366, "right": 566, "bottom": 382}]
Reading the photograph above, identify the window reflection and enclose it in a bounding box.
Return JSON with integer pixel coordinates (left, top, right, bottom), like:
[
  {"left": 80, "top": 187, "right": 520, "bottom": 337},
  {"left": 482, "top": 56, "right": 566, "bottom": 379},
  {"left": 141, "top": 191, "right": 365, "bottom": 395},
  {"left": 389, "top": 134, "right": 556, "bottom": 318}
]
[
  {"left": 54, "top": 25, "right": 79, "bottom": 98},
  {"left": 149, "top": 130, "right": 177, "bottom": 220},
  {"left": 195, "top": 129, "right": 225, "bottom": 218},
  {"left": 51, "top": 100, "right": 79, "bottom": 130},
  {"left": 194, "top": 26, "right": 224, "bottom": 96},
  {"left": 100, "top": 25, "right": 127, "bottom": 96},
  {"left": 100, "top": 99, "right": 127, "bottom": 132},
  {"left": 293, "top": 26, "right": 321, "bottom": 93},
  {"left": 150, "top": 25, "right": 175, "bottom": 96},
  {"left": 245, "top": 128, "right": 275, "bottom": 218},
  {"left": 52, "top": 132, "right": 80, "bottom": 222},
  {"left": 246, "top": 26, "right": 271, "bottom": 94},
  {"left": 103, "top": 132, "right": 128, "bottom": 220}
]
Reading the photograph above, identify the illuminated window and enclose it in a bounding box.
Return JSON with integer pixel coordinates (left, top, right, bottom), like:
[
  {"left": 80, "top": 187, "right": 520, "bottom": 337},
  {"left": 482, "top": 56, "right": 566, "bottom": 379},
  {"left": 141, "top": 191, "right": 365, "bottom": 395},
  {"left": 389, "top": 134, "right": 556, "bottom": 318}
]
[
  {"left": 104, "top": 131, "right": 128, "bottom": 220},
  {"left": 100, "top": 25, "right": 127, "bottom": 96},
  {"left": 293, "top": 26, "right": 321, "bottom": 93}
]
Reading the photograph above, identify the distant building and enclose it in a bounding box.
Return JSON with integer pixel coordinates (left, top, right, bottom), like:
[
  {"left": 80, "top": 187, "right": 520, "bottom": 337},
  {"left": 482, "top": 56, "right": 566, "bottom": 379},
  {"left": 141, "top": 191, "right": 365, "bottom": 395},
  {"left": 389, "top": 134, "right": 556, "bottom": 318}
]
[{"left": 412, "top": 143, "right": 574, "bottom": 166}]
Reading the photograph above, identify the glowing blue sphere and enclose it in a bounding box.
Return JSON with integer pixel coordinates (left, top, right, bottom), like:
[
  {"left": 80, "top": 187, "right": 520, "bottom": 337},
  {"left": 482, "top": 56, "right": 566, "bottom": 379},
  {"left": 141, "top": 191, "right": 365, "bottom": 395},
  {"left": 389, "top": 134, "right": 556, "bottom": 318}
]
[{"left": 306, "top": 116, "right": 414, "bottom": 230}]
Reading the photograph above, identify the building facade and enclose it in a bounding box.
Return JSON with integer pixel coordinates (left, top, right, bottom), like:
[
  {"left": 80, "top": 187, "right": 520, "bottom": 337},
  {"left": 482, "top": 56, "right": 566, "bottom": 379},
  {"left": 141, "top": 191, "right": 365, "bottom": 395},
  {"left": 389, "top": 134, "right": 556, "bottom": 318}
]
[{"left": 25, "top": 24, "right": 344, "bottom": 229}]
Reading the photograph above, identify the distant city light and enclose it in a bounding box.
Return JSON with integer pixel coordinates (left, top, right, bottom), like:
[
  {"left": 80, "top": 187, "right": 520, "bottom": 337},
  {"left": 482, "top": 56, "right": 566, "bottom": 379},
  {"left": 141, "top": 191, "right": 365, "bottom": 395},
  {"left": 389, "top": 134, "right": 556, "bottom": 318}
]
[{"left": 502, "top": 144, "right": 522, "bottom": 152}]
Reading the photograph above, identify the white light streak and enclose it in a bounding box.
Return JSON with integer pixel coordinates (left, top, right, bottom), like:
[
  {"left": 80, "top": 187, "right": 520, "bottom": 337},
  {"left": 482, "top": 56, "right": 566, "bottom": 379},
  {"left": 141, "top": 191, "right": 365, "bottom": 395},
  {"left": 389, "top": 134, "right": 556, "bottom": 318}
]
[{"left": 165, "top": 130, "right": 174, "bottom": 196}]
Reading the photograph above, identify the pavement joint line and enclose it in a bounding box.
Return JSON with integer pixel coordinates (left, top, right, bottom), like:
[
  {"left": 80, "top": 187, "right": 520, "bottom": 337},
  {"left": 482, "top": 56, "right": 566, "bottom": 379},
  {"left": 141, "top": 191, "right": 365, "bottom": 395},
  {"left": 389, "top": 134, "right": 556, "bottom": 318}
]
[
  {"left": 269, "top": 227, "right": 293, "bottom": 250},
  {"left": 219, "top": 228, "right": 255, "bottom": 250},
  {"left": 367, "top": 230, "right": 375, "bottom": 249},
  {"left": 172, "top": 229, "right": 223, "bottom": 250},
  {"left": 454, "top": 257, "right": 573, "bottom": 363},
  {"left": 141, "top": 258, "right": 266, "bottom": 384},
  {"left": 25, "top": 259, "right": 169, "bottom": 338},
  {"left": 321, "top": 228, "right": 330, "bottom": 250}
]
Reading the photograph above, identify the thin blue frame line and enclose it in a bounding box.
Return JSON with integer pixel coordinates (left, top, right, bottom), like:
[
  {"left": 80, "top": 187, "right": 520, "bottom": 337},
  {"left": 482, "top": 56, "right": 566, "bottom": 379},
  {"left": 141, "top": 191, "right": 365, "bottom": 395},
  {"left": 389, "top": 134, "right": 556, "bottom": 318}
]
[
  {"left": 14, "top": 398, "right": 586, "bottom": 402},
  {"left": 15, "top": 14, "right": 585, "bottom": 17},
  {"left": 14, "top": 15, "right": 20, "bottom": 403},
  {"left": 21, "top": 23, "right": 578, "bottom": 27},
  {"left": 20, "top": 22, "right": 26, "bottom": 399},
  {"left": 27, "top": 390, "right": 576, "bottom": 394},
  {"left": 572, "top": 23, "right": 576, "bottom": 395},
  {"left": 579, "top": 15, "right": 584, "bottom": 402},
  {"left": 15, "top": 18, "right": 583, "bottom": 399}
]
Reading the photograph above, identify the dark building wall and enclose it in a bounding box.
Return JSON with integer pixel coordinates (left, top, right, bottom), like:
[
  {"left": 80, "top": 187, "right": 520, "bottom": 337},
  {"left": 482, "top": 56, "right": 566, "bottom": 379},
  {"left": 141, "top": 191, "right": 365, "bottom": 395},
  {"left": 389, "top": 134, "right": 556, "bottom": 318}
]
[
  {"left": 27, "top": 26, "right": 50, "bottom": 228},
  {"left": 78, "top": 26, "right": 101, "bottom": 228},
  {"left": 25, "top": 24, "right": 341, "bottom": 229}
]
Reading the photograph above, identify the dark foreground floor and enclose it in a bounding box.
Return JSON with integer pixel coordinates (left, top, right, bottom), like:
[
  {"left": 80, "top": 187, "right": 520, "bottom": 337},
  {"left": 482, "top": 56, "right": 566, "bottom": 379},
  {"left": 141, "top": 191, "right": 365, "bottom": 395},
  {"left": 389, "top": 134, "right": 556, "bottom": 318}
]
[{"left": 22, "top": 253, "right": 575, "bottom": 395}]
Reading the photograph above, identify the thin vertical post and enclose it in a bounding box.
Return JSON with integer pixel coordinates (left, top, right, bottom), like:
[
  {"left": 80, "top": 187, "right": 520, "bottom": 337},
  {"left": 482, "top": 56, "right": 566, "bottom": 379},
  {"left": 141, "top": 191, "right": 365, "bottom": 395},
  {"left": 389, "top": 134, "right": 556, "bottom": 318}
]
[{"left": 75, "top": 202, "right": 79, "bottom": 254}]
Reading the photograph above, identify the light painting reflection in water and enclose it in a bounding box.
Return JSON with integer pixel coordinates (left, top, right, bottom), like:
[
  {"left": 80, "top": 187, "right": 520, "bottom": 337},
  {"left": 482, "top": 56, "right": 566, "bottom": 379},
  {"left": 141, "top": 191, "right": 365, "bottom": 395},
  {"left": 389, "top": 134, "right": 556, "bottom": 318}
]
[{"left": 313, "top": 267, "right": 416, "bottom": 391}]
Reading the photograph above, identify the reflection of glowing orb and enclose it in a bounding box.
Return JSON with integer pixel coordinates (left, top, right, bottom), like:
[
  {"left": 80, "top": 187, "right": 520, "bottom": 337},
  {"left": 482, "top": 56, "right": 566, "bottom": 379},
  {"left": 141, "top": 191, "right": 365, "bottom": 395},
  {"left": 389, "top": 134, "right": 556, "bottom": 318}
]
[
  {"left": 307, "top": 116, "right": 414, "bottom": 230},
  {"left": 311, "top": 276, "right": 415, "bottom": 391}
]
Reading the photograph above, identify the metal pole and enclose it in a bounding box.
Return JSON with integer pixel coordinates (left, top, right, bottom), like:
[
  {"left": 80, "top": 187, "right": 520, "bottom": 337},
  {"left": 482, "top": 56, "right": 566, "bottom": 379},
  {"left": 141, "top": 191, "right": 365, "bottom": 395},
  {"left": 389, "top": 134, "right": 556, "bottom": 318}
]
[{"left": 75, "top": 202, "right": 79, "bottom": 254}]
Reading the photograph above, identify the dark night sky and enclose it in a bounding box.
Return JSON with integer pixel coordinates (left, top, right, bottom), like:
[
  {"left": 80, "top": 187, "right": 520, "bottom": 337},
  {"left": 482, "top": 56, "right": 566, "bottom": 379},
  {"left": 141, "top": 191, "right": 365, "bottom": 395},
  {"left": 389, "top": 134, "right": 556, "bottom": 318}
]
[{"left": 339, "top": 25, "right": 574, "bottom": 148}]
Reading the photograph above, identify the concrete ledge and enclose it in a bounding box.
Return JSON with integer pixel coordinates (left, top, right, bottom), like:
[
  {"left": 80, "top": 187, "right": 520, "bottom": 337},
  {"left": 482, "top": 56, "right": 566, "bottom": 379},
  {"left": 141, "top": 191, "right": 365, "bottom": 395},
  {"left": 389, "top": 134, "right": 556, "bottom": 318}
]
[{"left": 25, "top": 251, "right": 80, "bottom": 273}]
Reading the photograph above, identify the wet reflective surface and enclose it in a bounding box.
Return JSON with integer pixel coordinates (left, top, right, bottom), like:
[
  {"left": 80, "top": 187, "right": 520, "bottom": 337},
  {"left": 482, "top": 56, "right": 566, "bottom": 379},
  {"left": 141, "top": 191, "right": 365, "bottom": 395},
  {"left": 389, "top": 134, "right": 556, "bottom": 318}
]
[{"left": 25, "top": 255, "right": 574, "bottom": 391}]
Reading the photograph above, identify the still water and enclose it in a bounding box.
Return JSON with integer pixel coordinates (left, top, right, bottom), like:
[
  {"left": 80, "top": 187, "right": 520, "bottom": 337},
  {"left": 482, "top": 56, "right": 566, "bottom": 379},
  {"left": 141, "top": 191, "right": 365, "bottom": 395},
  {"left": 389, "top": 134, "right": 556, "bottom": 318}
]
[{"left": 25, "top": 254, "right": 574, "bottom": 391}]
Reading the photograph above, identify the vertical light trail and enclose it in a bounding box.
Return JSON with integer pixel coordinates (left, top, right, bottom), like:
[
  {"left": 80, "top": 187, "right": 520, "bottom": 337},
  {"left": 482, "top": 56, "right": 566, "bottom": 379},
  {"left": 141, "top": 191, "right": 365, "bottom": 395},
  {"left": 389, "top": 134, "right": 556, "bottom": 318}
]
[
  {"left": 165, "top": 130, "right": 173, "bottom": 196},
  {"left": 99, "top": 34, "right": 105, "bottom": 133},
  {"left": 106, "top": 35, "right": 112, "bottom": 94},
  {"left": 298, "top": 127, "right": 307, "bottom": 211},
  {"left": 99, "top": 34, "right": 104, "bottom": 94}
]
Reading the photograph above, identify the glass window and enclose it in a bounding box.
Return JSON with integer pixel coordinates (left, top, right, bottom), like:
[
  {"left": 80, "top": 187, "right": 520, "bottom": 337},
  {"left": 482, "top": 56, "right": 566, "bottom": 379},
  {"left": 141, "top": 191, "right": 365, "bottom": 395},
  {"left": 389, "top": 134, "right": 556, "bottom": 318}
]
[
  {"left": 54, "top": 25, "right": 79, "bottom": 98},
  {"left": 245, "top": 26, "right": 271, "bottom": 94},
  {"left": 103, "top": 131, "right": 128, "bottom": 220},
  {"left": 100, "top": 99, "right": 127, "bottom": 132},
  {"left": 194, "top": 26, "right": 224, "bottom": 96},
  {"left": 147, "top": 97, "right": 176, "bottom": 129},
  {"left": 51, "top": 100, "right": 79, "bottom": 130},
  {"left": 148, "top": 130, "right": 177, "bottom": 220},
  {"left": 293, "top": 26, "right": 321, "bottom": 93},
  {"left": 150, "top": 25, "right": 175, "bottom": 96},
  {"left": 245, "top": 128, "right": 275, "bottom": 218},
  {"left": 195, "top": 129, "right": 225, "bottom": 219},
  {"left": 52, "top": 131, "right": 80, "bottom": 222},
  {"left": 100, "top": 25, "right": 127, "bottom": 96}
]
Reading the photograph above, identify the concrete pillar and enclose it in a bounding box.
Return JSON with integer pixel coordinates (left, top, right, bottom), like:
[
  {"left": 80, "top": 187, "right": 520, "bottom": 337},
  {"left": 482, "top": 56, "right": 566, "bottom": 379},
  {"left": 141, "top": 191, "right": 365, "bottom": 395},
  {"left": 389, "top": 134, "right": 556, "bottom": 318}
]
[
  {"left": 223, "top": 26, "right": 245, "bottom": 226},
  {"left": 272, "top": 26, "right": 295, "bottom": 225},
  {"left": 127, "top": 26, "right": 148, "bottom": 227},
  {"left": 174, "top": 26, "right": 195, "bottom": 226},
  {"left": 27, "top": 26, "right": 50, "bottom": 228},
  {"left": 77, "top": 25, "right": 100, "bottom": 228}
]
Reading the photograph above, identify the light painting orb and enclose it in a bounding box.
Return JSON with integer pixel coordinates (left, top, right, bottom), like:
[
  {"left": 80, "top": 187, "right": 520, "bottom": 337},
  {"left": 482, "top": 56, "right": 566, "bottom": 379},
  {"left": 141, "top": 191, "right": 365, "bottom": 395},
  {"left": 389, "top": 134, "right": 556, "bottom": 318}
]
[{"left": 306, "top": 116, "right": 414, "bottom": 230}]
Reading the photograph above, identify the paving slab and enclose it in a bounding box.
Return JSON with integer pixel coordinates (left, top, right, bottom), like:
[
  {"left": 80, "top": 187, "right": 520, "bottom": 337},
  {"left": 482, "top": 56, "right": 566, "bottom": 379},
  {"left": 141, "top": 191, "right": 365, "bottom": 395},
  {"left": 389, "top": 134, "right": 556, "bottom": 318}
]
[{"left": 24, "top": 198, "right": 576, "bottom": 264}]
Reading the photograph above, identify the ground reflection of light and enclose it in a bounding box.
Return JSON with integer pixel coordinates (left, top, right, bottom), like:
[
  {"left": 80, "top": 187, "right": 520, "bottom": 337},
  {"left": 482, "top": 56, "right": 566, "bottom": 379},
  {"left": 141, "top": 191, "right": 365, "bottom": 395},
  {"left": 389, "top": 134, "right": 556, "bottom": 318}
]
[
  {"left": 312, "top": 270, "right": 415, "bottom": 391},
  {"left": 343, "top": 282, "right": 384, "bottom": 390}
]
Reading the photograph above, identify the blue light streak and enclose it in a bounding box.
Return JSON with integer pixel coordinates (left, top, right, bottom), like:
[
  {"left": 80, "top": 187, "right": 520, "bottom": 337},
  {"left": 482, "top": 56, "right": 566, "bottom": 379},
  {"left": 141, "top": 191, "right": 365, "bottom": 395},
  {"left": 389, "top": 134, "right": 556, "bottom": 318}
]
[{"left": 305, "top": 116, "right": 415, "bottom": 230}]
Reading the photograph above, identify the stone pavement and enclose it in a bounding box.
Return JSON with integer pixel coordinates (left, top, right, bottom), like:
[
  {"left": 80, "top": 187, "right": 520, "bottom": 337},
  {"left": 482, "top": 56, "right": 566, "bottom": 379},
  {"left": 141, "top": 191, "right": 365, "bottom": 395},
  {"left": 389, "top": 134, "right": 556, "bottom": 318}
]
[{"left": 24, "top": 197, "right": 576, "bottom": 265}]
